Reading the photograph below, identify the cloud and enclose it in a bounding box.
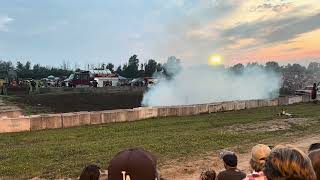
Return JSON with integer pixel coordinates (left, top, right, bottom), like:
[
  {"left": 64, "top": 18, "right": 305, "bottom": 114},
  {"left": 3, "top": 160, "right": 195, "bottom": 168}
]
[
  {"left": 0, "top": 15, "right": 14, "bottom": 32},
  {"left": 222, "top": 13, "right": 320, "bottom": 45},
  {"left": 250, "top": 2, "right": 293, "bottom": 13}
]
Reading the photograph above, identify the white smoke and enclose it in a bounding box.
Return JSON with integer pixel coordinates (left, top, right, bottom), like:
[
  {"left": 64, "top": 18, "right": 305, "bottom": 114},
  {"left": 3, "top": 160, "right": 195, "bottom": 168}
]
[{"left": 142, "top": 61, "right": 281, "bottom": 106}]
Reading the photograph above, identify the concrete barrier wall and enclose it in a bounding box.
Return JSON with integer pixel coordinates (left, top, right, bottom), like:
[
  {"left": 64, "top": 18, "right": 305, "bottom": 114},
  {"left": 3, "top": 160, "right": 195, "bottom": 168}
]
[
  {"left": 124, "top": 109, "right": 140, "bottom": 122},
  {"left": 62, "top": 113, "right": 81, "bottom": 128},
  {"left": 245, "top": 100, "right": 259, "bottom": 109},
  {"left": 177, "top": 106, "right": 199, "bottom": 116},
  {"left": 208, "top": 103, "right": 223, "bottom": 113},
  {"left": 42, "top": 114, "right": 63, "bottom": 129},
  {"left": 302, "top": 95, "right": 311, "bottom": 103},
  {"left": 77, "top": 112, "right": 91, "bottom": 125},
  {"left": 196, "top": 104, "right": 209, "bottom": 114},
  {"left": 90, "top": 112, "right": 103, "bottom": 124},
  {"left": 30, "top": 115, "right": 46, "bottom": 130},
  {"left": 0, "top": 117, "right": 30, "bottom": 133},
  {"left": 0, "top": 96, "right": 309, "bottom": 133},
  {"left": 134, "top": 107, "right": 158, "bottom": 119},
  {"left": 234, "top": 101, "right": 246, "bottom": 110},
  {"left": 278, "top": 97, "right": 289, "bottom": 105},
  {"left": 288, "top": 96, "right": 303, "bottom": 104}
]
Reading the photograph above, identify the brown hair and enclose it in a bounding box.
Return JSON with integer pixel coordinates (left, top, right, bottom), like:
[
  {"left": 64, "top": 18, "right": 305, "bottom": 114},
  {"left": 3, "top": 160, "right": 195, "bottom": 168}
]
[
  {"left": 263, "top": 145, "right": 316, "bottom": 180},
  {"left": 80, "top": 164, "right": 100, "bottom": 180},
  {"left": 200, "top": 169, "right": 216, "bottom": 180},
  {"left": 308, "top": 149, "right": 320, "bottom": 180}
]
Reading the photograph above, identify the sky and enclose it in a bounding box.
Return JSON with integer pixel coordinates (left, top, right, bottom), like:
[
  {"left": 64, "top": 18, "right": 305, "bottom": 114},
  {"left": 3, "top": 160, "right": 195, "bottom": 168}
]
[{"left": 0, "top": 0, "right": 320, "bottom": 68}]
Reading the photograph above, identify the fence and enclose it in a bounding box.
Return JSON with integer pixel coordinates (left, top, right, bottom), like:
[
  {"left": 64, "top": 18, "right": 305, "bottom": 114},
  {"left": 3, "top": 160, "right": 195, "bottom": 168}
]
[{"left": 0, "top": 96, "right": 310, "bottom": 133}]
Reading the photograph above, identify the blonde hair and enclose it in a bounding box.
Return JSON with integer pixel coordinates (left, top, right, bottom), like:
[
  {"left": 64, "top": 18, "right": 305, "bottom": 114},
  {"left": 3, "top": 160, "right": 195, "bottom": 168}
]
[{"left": 263, "top": 145, "right": 316, "bottom": 180}]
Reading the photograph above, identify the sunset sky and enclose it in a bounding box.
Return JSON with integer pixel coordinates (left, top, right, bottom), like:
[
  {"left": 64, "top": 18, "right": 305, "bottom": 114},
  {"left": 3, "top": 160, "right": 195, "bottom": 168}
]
[{"left": 0, "top": 0, "right": 319, "bottom": 67}]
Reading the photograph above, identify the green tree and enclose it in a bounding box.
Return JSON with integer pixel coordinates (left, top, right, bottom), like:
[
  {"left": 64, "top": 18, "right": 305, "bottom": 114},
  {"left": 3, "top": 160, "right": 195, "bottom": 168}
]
[
  {"left": 144, "top": 59, "right": 158, "bottom": 77},
  {"left": 307, "top": 62, "right": 320, "bottom": 73},
  {"left": 123, "top": 55, "right": 140, "bottom": 78},
  {"left": 230, "top": 63, "right": 244, "bottom": 74},
  {"left": 106, "top": 63, "right": 115, "bottom": 73},
  {"left": 265, "top": 61, "right": 281, "bottom": 72}
]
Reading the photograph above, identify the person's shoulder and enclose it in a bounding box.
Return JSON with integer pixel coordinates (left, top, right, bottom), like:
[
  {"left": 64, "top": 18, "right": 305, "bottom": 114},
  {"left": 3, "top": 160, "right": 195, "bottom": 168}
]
[{"left": 217, "top": 170, "right": 228, "bottom": 177}]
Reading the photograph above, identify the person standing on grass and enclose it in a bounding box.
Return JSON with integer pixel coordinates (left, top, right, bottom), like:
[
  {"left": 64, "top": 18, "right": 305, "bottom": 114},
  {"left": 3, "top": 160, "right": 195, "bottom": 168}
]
[{"left": 311, "top": 83, "right": 318, "bottom": 102}]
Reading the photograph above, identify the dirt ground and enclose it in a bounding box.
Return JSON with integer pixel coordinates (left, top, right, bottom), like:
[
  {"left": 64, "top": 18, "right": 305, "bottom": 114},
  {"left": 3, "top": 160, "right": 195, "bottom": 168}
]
[
  {"left": 4, "top": 92, "right": 144, "bottom": 114},
  {"left": 159, "top": 129, "right": 320, "bottom": 180}
]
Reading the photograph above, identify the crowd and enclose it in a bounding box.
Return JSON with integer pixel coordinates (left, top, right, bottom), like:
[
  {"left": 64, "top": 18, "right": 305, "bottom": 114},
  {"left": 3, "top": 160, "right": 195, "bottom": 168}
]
[{"left": 77, "top": 143, "right": 320, "bottom": 180}]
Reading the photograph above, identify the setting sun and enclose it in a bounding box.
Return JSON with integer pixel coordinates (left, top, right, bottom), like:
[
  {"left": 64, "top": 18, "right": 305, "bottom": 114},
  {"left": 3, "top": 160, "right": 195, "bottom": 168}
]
[{"left": 208, "top": 54, "right": 223, "bottom": 65}]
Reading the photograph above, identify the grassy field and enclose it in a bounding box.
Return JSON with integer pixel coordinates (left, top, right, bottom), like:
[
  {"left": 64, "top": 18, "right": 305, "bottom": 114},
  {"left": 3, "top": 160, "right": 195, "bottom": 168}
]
[{"left": 1, "top": 103, "right": 320, "bottom": 179}]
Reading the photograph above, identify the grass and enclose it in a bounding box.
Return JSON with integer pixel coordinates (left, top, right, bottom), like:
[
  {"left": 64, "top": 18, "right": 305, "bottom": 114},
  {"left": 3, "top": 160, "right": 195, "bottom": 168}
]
[{"left": 1, "top": 103, "right": 320, "bottom": 179}]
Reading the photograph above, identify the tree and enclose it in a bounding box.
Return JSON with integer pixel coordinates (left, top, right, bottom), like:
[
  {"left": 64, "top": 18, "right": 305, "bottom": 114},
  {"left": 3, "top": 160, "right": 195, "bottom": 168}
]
[
  {"left": 265, "top": 61, "right": 280, "bottom": 72},
  {"left": 106, "top": 63, "right": 115, "bottom": 73},
  {"left": 122, "top": 55, "right": 140, "bottom": 78},
  {"left": 156, "top": 63, "right": 163, "bottom": 72},
  {"left": 291, "top": 63, "right": 306, "bottom": 74},
  {"left": 116, "top": 65, "right": 122, "bottom": 75},
  {"left": 307, "top": 62, "right": 320, "bottom": 73},
  {"left": 144, "top": 59, "right": 157, "bottom": 77},
  {"left": 230, "top": 63, "right": 244, "bottom": 74}
]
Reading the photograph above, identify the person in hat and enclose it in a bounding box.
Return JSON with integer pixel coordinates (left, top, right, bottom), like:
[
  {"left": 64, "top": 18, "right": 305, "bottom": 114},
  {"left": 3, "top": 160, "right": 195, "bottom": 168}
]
[
  {"left": 108, "top": 148, "right": 159, "bottom": 180},
  {"left": 79, "top": 164, "right": 101, "bottom": 180},
  {"left": 216, "top": 150, "right": 246, "bottom": 180},
  {"left": 244, "top": 144, "right": 271, "bottom": 180}
]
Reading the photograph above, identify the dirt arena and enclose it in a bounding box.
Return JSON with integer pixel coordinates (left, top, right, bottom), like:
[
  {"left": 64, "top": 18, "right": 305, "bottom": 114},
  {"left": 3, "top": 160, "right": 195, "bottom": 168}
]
[{"left": 3, "top": 91, "right": 144, "bottom": 114}]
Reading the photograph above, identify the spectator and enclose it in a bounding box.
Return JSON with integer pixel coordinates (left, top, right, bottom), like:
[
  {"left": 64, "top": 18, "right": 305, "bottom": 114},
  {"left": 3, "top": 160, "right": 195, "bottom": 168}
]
[
  {"left": 308, "top": 149, "right": 320, "bottom": 180},
  {"left": 264, "top": 145, "right": 316, "bottom": 180},
  {"left": 312, "top": 83, "right": 318, "bottom": 101},
  {"left": 200, "top": 169, "right": 216, "bottom": 180},
  {"left": 79, "top": 164, "right": 100, "bottom": 180},
  {"left": 108, "top": 148, "right": 159, "bottom": 180},
  {"left": 309, "top": 143, "right": 320, "bottom": 152},
  {"left": 244, "top": 144, "right": 271, "bottom": 180},
  {"left": 216, "top": 150, "right": 246, "bottom": 180}
]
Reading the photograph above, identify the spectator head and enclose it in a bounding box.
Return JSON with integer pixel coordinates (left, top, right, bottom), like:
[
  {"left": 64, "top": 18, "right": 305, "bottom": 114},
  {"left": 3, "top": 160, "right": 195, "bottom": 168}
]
[
  {"left": 79, "top": 164, "right": 100, "bottom": 180},
  {"left": 250, "top": 144, "right": 271, "bottom": 172},
  {"left": 108, "top": 148, "right": 158, "bottom": 180},
  {"left": 308, "top": 149, "right": 320, "bottom": 180},
  {"left": 309, "top": 143, "right": 320, "bottom": 152},
  {"left": 264, "top": 145, "right": 316, "bottom": 180},
  {"left": 200, "top": 169, "right": 216, "bottom": 180},
  {"left": 220, "top": 150, "right": 238, "bottom": 168}
]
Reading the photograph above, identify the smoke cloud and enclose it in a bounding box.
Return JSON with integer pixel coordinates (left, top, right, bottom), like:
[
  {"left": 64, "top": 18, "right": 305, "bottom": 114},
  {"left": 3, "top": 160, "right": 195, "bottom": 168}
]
[{"left": 142, "top": 62, "right": 281, "bottom": 107}]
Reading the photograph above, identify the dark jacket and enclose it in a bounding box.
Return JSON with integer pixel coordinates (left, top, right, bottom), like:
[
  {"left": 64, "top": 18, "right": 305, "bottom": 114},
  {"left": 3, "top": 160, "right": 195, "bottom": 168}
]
[{"left": 217, "top": 168, "right": 246, "bottom": 180}]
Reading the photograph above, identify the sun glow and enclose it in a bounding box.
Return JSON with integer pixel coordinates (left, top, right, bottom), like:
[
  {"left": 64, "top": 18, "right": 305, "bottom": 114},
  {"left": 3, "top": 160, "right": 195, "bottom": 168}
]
[{"left": 208, "top": 54, "right": 223, "bottom": 65}]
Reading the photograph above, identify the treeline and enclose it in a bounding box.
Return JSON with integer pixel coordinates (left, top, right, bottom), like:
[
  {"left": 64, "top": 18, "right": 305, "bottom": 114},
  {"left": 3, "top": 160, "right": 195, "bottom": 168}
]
[
  {"left": 229, "top": 61, "right": 320, "bottom": 74},
  {"left": 0, "top": 61, "right": 73, "bottom": 80},
  {"left": 1, "top": 55, "right": 320, "bottom": 80}
]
